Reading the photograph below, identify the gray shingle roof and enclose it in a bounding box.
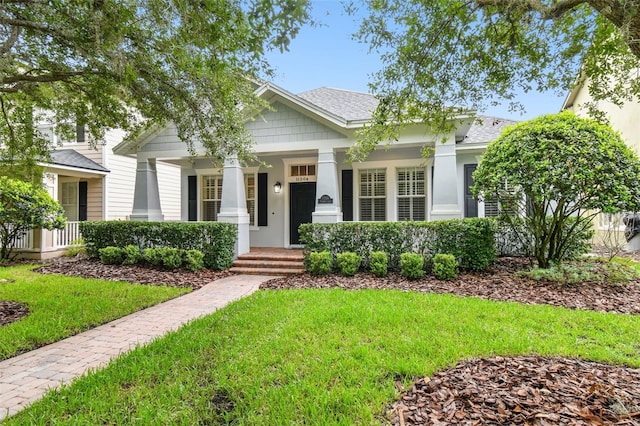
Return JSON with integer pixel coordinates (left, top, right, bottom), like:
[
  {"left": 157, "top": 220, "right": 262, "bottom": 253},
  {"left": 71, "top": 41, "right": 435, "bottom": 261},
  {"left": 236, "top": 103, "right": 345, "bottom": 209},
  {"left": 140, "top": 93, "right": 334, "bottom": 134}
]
[
  {"left": 49, "top": 149, "right": 110, "bottom": 173},
  {"left": 462, "top": 115, "right": 518, "bottom": 144},
  {"left": 297, "top": 87, "right": 379, "bottom": 121}
]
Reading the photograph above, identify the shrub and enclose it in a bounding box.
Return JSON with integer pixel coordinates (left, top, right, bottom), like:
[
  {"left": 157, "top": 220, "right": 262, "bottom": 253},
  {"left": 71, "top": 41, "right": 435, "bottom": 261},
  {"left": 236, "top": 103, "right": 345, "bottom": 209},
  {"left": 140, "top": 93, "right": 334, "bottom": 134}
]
[
  {"left": 184, "top": 249, "right": 205, "bottom": 271},
  {"left": 299, "top": 218, "right": 496, "bottom": 272},
  {"left": 99, "top": 246, "right": 124, "bottom": 265},
  {"left": 308, "top": 251, "right": 333, "bottom": 275},
  {"left": 143, "top": 247, "right": 164, "bottom": 266},
  {"left": 80, "top": 221, "right": 236, "bottom": 270},
  {"left": 0, "top": 176, "right": 66, "bottom": 262},
  {"left": 122, "top": 245, "right": 143, "bottom": 265},
  {"left": 369, "top": 251, "right": 388, "bottom": 277},
  {"left": 160, "top": 247, "right": 183, "bottom": 270},
  {"left": 473, "top": 112, "right": 640, "bottom": 267},
  {"left": 432, "top": 253, "right": 458, "bottom": 280},
  {"left": 336, "top": 252, "right": 362, "bottom": 276},
  {"left": 400, "top": 253, "right": 424, "bottom": 279}
]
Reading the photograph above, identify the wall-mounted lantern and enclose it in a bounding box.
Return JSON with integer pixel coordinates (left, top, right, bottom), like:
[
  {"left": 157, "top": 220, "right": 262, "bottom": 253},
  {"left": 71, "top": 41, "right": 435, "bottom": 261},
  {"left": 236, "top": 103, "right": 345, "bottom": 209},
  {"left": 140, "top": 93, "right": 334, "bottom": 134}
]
[{"left": 273, "top": 181, "right": 282, "bottom": 194}]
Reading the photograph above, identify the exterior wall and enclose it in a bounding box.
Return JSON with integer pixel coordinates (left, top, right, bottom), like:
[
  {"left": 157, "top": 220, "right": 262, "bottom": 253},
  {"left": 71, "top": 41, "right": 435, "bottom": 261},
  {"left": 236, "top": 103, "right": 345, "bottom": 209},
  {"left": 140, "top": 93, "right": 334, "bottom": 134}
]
[
  {"left": 566, "top": 80, "right": 640, "bottom": 246},
  {"left": 247, "top": 101, "right": 346, "bottom": 145},
  {"left": 103, "top": 128, "right": 181, "bottom": 221},
  {"left": 86, "top": 178, "right": 103, "bottom": 220}
]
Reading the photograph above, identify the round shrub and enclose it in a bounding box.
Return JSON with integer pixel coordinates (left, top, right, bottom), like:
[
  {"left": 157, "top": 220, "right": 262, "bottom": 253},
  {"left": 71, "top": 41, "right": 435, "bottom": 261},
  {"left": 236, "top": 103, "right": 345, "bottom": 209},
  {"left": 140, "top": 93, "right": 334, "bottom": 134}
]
[
  {"left": 369, "top": 251, "right": 388, "bottom": 277},
  {"left": 184, "top": 249, "right": 205, "bottom": 271},
  {"left": 400, "top": 252, "right": 424, "bottom": 279},
  {"left": 336, "top": 252, "right": 362, "bottom": 276},
  {"left": 99, "top": 246, "right": 124, "bottom": 265},
  {"left": 432, "top": 253, "right": 458, "bottom": 280},
  {"left": 122, "top": 244, "right": 143, "bottom": 265},
  {"left": 308, "top": 251, "right": 333, "bottom": 275}
]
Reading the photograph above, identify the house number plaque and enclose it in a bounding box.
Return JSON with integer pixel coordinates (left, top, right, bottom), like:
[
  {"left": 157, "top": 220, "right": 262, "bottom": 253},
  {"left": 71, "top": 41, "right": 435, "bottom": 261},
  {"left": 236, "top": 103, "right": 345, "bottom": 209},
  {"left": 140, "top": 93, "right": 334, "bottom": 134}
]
[{"left": 318, "top": 194, "right": 333, "bottom": 204}]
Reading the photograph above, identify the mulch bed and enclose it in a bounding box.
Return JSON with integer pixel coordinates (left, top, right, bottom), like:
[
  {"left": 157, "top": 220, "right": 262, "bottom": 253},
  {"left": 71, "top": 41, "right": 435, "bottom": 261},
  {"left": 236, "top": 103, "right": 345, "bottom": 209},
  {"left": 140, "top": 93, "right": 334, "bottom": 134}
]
[
  {"left": 0, "top": 300, "right": 29, "bottom": 326},
  {"left": 3, "top": 256, "right": 640, "bottom": 425},
  {"left": 389, "top": 356, "right": 640, "bottom": 426},
  {"left": 262, "top": 258, "right": 640, "bottom": 315}
]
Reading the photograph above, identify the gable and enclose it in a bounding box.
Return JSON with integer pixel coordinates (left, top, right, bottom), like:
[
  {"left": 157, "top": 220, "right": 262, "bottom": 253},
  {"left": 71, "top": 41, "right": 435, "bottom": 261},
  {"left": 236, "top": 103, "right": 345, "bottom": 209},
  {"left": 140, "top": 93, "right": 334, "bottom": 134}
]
[{"left": 246, "top": 102, "right": 346, "bottom": 145}]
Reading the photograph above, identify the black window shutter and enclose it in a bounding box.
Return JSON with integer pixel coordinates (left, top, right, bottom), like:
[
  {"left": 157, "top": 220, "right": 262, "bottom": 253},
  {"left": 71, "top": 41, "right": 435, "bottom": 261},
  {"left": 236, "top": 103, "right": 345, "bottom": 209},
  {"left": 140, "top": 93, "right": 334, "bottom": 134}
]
[
  {"left": 78, "top": 181, "right": 88, "bottom": 221},
  {"left": 188, "top": 176, "right": 197, "bottom": 221},
  {"left": 341, "top": 169, "right": 353, "bottom": 221},
  {"left": 258, "top": 173, "right": 268, "bottom": 226}
]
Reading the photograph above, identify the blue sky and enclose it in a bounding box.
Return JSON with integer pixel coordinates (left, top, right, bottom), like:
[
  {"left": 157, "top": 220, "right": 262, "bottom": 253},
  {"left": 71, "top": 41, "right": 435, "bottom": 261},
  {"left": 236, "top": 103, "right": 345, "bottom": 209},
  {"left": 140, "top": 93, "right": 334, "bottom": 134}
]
[{"left": 265, "top": 0, "right": 568, "bottom": 121}]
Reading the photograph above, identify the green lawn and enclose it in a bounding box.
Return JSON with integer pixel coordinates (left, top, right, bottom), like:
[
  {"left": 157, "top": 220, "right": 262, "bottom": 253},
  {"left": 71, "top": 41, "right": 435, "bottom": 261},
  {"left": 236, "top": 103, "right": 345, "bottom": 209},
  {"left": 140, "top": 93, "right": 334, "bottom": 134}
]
[
  {"left": 0, "top": 265, "right": 189, "bottom": 360},
  {"left": 7, "top": 288, "right": 640, "bottom": 425}
]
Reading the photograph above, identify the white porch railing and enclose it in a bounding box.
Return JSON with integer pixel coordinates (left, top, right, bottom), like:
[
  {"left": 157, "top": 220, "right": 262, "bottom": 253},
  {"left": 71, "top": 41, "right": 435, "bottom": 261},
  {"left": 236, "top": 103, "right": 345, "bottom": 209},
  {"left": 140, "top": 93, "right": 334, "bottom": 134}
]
[
  {"left": 11, "top": 229, "right": 34, "bottom": 250},
  {"left": 55, "top": 221, "right": 80, "bottom": 248}
]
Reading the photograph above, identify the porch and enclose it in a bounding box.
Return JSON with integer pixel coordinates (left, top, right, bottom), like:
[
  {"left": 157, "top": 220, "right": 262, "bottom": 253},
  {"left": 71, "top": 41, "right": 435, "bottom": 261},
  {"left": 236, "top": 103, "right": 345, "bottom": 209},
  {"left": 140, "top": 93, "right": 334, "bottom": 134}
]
[{"left": 12, "top": 221, "right": 81, "bottom": 260}]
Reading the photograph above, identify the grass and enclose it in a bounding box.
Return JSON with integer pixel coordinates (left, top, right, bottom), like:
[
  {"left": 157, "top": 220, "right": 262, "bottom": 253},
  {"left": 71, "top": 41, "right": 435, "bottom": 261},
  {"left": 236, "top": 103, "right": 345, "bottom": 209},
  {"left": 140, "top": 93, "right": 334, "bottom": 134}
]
[
  {"left": 0, "top": 264, "right": 189, "bottom": 360},
  {"left": 7, "top": 288, "right": 640, "bottom": 425}
]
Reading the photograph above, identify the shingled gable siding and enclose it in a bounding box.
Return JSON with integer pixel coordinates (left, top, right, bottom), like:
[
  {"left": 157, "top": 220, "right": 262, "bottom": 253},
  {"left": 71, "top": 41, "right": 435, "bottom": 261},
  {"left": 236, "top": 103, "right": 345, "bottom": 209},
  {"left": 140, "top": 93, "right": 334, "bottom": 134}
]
[{"left": 245, "top": 102, "right": 346, "bottom": 144}]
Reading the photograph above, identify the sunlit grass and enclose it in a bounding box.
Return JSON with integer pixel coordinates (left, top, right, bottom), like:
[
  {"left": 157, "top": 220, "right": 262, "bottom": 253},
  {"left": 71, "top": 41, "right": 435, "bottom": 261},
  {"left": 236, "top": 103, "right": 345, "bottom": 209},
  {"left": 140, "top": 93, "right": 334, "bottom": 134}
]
[
  {"left": 0, "top": 264, "right": 189, "bottom": 360},
  {"left": 8, "top": 288, "right": 640, "bottom": 425}
]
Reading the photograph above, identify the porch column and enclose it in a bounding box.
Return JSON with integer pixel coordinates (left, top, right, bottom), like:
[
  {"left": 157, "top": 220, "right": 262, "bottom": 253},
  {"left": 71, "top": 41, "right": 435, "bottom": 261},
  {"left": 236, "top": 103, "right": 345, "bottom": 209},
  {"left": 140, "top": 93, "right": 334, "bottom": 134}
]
[
  {"left": 130, "top": 158, "right": 164, "bottom": 221},
  {"left": 312, "top": 149, "right": 343, "bottom": 223},
  {"left": 218, "top": 155, "right": 250, "bottom": 257},
  {"left": 431, "top": 134, "right": 462, "bottom": 220}
]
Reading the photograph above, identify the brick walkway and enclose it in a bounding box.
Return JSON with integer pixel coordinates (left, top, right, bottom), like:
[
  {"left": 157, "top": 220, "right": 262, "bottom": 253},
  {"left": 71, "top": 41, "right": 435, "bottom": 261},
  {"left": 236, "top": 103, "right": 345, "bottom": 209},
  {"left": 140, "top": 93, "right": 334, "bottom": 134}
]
[{"left": 0, "top": 274, "right": 270, "bottom": 421}]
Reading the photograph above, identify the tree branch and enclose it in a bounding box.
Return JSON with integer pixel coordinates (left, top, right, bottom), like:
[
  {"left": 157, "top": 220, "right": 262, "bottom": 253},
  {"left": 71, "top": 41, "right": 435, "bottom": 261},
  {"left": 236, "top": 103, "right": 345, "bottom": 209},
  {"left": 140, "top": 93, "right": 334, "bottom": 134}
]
[{"left": 473, "top": 0, "right": 588, "bottom": 19}]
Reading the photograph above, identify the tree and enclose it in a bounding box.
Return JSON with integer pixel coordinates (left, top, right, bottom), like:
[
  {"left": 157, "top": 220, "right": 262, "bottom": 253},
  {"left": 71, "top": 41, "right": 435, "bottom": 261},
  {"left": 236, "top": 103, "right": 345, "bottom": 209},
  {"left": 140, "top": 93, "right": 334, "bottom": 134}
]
[
  {"left": 349, "top": 0, "right": 640, "bottom": 159},
  {"left": 0, "top": 176, "right": 65, "bottom": 262},
  {"left": 472, "top": 112, "right": 640, "bottom": 268},
  {"left": 0, "top": 0, "right": 310, "bottom": 178}
]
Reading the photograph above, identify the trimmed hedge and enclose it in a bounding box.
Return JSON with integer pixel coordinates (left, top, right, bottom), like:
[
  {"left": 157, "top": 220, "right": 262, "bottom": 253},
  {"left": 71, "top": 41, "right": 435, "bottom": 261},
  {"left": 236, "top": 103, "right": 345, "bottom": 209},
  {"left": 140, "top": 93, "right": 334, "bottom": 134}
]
[
  {"left": 80, "top": 221, "right": 236, "bottom": 270},
  {"left": 299, "top": 218, "right": 497, "bottom": 271}
]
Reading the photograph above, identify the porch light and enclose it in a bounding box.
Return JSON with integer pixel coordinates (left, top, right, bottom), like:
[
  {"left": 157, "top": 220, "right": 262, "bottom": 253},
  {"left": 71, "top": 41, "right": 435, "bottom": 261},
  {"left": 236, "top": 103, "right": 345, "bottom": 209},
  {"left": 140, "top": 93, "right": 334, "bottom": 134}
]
[{"left": 273, "top": 181, "right": 282, "bottom": 194}]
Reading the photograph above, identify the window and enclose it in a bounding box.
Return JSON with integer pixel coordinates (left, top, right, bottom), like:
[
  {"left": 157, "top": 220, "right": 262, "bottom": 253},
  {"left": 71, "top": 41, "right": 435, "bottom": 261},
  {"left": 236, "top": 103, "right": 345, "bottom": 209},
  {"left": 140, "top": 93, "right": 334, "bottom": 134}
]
[
  {"left": 397, "top": 168, "right": 426, "bottom": 221},
  {"left": 60, "top": 181, "right": 78, "bottom": 221},
  {"left": 359, "top": 169, "right": 386, "bottom": 221},
  {"left": 245, "top": 174, "right": 256, "bottom": 226},
  {"left": 202, "top": 174, "right": 257, "bottom": 225},
  {"left": 202, "top": 176, "right": 223, "bottom": 221},
  {"left": 290, "top": 164, "right": 316, "bottom": 177}
]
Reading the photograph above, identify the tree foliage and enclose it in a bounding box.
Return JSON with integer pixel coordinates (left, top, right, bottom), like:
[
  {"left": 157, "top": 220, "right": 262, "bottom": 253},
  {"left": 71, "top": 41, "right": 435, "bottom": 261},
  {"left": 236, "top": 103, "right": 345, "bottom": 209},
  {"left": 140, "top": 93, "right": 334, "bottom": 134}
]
[
  {"left": 349, "top": 0, "right": 640, "bottom": 159},
  {"left": 0, "top": 0, "right": 310, "bottom": 176},
  {"left": 0, "top": 176, "right": 65, "bottom": 262},
  {"left": 472, "top": 112, "right": 640, "bottom": 267}
]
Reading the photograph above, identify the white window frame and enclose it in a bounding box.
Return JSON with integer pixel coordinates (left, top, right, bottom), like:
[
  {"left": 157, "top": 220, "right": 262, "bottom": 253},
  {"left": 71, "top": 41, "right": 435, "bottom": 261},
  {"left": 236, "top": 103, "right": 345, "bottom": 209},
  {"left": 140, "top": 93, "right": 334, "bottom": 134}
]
[
  {"left": 358, "top": 168, "right": 387, "bottom": 221},
  {"left": 397, "top": 167, "right": 426, "bottom": 221},
  {"left": 351, "top": 159, "right": 432, "bottom": 222},
  {"left": 201, "top": 175, "right": 223, "bottom": 221}
]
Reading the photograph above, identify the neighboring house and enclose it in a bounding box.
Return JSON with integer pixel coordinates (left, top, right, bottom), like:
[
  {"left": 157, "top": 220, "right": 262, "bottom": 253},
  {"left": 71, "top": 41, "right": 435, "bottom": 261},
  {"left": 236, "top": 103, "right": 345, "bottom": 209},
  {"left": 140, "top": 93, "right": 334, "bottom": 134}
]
[
  {"left": 14, "top": 127, "right": 181, "bottom": 260},
  {"left": 113, "top": 82, "right": 515, "bottom": 255},
  {"left": 562, "top": 78, "right": 640, "bottom": 247}
]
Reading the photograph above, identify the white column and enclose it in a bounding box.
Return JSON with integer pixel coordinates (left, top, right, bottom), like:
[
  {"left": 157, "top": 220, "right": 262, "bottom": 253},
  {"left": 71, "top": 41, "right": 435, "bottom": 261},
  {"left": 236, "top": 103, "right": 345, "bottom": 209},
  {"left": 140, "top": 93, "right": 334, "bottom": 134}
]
[
  {"left": 130, "top": 159, "right": 164, "bottom": 221},
  {"left": 312, "top": 149, "right": 343, "bottom": 223},
  {"left": 431, "top": 134, "right": 462, "bottom": 220},
  {"left": 218, "top": 155, "right": 250, "bottom": 257}
]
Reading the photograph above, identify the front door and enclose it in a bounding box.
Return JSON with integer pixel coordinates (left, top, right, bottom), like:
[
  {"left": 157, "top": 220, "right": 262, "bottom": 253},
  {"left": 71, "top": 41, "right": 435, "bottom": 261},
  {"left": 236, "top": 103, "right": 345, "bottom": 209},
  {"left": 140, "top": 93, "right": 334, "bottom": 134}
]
[{"left": 290, "top": 182, "right": 316, "bottom": 245}]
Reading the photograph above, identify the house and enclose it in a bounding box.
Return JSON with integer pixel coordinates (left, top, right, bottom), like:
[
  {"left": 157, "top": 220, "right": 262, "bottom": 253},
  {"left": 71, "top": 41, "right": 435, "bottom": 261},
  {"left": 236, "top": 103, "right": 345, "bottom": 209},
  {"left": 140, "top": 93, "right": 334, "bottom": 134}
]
[
  {"left": 113, "top": 83, "right": 515, "bottom": 255},
  {"left": 13, "top": 127, "right": 181, "bottom": 260},
  {"left": 562, "top": 77, "right": 640, "bottom": 248}
]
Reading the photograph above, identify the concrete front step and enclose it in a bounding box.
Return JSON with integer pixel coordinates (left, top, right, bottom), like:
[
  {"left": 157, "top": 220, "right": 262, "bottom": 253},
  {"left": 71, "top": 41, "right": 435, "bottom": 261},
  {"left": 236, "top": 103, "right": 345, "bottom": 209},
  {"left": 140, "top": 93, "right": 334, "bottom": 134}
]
[
  {"left": 232, "top": 259, "right": 304, "bottom": 269},
  {"left": 229, "top": 267, "right": 306, "bottom": 276},
  {"left": 237, "top": 253, "right": 304, "bottom": 262}
]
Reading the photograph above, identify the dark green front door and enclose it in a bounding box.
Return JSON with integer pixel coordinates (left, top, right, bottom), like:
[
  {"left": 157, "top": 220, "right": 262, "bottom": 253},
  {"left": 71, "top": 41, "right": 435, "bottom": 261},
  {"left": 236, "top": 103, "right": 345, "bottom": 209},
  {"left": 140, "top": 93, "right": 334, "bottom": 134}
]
[{"left": 290, "top": 182, "right": 316, "bottom": 245}]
